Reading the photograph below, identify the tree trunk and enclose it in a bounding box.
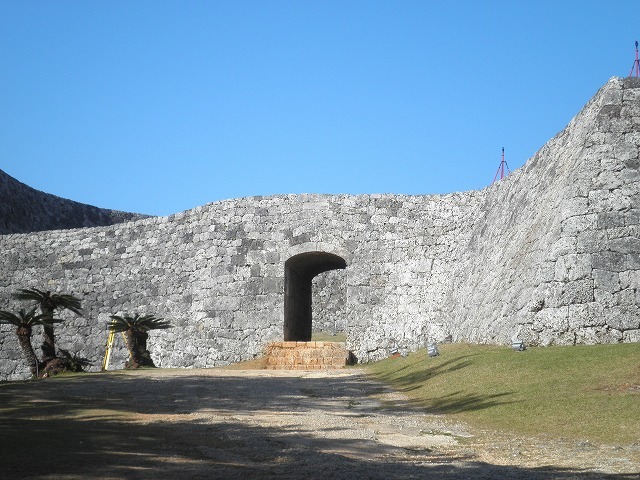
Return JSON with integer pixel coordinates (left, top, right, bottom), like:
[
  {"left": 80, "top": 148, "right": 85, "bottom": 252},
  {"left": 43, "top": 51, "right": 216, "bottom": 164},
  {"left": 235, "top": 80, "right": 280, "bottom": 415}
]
[
  {"left": 124, "top": 330, "right": 144, "bottom": 369},
  {"left": 16, "top": 326, "right": 39, "bottom": 377},
  {"left": 137, "top": 331, "right": 155, "bottom": 367},
  {"left": 41, "top": 325, "right": 56, "bottom": 362},
  {"left": 40, "top": 307, "right": 56, "bottom": 362}
]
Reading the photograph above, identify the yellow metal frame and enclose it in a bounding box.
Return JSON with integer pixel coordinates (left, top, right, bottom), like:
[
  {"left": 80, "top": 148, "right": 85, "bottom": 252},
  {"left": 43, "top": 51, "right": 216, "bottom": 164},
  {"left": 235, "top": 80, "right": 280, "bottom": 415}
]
[{"left": 101, "top": 331, "right": 129, "bottom": 371}]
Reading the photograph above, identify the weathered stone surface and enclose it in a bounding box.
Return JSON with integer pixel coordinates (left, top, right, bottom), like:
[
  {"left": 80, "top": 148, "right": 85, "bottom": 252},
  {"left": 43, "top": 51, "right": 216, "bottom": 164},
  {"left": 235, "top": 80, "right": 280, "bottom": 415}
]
[
  {"left": 264, "top": 341, "right": 349, "bottom": 369},
  {"left": 0, "top": 170, "right": 148, "bottom": 235},
  {"left": 1, "top": 77, "right": 640, "bottom": 380}
]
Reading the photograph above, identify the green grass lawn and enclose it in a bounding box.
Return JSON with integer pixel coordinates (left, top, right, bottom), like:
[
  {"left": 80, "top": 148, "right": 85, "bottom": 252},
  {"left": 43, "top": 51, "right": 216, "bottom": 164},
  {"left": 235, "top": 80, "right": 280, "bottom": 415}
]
[
  {"left": 310, "top": 331, "right": 347, "bottom": 342},
  {"left": 365, "top": 343, "right": 640, "bottom": 444}
]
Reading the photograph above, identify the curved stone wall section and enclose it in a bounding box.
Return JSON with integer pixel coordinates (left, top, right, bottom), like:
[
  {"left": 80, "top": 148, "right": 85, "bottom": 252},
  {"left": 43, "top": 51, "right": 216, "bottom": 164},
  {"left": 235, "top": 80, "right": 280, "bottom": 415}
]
[
  {"left": 0, "top": 169, "right": 148, "bottom": 234},
  {"left": 0, "top": 192, "right": 484, "bottom": 379},
  {"left": 1, "top": 77, "right": 639, "bottom": 380}
]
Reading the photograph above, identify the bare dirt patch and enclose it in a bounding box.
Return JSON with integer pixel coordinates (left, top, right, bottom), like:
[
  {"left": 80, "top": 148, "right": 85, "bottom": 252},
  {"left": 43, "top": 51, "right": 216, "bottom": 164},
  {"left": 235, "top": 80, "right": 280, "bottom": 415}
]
[{"left": 0, "top": 368, "right": 638, "bottom": 479}]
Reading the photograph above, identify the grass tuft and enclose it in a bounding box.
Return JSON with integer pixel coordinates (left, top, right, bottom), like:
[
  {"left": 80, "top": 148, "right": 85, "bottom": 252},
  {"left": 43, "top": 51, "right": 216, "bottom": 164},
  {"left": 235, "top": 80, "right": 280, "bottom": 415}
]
[{"left": 365, "top": 343, "right": 640, "bottom": 444}]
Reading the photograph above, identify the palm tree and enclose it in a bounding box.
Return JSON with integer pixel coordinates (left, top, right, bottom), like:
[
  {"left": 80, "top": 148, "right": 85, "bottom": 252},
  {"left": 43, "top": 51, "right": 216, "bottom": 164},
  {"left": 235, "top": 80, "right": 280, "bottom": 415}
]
[
  {"left": 108, "top": 314, "right": 172, "bottom": 369},
  {"left": 13, "top": 288, "right": 82, "bottom": 363},
  {"left": 0, "top": 308, "right": 63, "bottom": 376}
]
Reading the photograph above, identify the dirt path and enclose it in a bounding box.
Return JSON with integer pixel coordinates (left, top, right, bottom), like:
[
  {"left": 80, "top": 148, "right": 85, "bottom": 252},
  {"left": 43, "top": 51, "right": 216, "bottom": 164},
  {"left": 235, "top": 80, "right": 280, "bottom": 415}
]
[{"left": 0, "top": 368, "right": 638, "bottom": 479}]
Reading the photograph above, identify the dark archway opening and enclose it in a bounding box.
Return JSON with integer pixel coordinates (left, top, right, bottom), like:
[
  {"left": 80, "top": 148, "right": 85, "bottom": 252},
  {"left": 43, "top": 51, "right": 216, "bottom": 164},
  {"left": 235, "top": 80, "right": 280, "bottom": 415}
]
[{"left": 284, "top": 252, "right": 347, "bottom": 341}]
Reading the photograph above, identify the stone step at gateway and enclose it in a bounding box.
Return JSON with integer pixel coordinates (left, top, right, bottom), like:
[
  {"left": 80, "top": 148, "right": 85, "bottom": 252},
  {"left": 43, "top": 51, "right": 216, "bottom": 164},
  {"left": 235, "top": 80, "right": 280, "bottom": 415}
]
[{"left": 264, "top": 341, "right": 351, "bottom": 370}]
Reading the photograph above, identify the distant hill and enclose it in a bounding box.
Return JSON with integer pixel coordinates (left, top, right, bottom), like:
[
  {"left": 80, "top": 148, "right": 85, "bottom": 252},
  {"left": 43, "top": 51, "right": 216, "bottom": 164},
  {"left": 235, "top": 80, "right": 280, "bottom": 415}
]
[{"left": 0, "top": 169, "right": 149, "bottom": 234}]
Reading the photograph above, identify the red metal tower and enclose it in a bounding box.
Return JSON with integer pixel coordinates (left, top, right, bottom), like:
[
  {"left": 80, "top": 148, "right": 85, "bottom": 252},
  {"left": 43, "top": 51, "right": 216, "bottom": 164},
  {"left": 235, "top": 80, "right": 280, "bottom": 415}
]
[{"left": 492, "top": 147, "right": 511, "bottom": 184}]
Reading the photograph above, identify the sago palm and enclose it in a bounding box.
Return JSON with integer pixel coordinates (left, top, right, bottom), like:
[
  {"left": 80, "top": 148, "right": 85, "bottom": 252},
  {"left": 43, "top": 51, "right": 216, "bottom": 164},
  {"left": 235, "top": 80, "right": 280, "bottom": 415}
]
[
  {"left": 0, "top": 308, "right": 63, "bottom": 376},
  {"left": 13, "top": 288, "right": 82, "bottom": 362},
  {"left": 108, "top": 314, "right": 172, "bottom": 368}
]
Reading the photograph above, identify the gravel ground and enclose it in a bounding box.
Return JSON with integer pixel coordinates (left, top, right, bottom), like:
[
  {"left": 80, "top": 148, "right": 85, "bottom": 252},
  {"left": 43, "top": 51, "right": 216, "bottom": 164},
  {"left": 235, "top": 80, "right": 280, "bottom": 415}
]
[{"left": 0, "top": 368, "right": 638, "bottom": 479}]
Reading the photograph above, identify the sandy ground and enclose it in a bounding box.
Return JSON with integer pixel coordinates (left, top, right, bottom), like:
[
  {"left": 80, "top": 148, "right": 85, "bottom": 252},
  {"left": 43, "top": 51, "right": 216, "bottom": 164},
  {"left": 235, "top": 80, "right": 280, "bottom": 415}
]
[{"left": 0, "top": 368, "right": 638, "bottom": 479}]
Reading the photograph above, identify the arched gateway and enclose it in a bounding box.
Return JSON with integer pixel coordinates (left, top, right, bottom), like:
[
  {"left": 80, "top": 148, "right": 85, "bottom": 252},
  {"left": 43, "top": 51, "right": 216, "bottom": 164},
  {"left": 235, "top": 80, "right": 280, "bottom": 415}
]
[{"left": 284, "top": 251, "right": 347, "bottom": 341}]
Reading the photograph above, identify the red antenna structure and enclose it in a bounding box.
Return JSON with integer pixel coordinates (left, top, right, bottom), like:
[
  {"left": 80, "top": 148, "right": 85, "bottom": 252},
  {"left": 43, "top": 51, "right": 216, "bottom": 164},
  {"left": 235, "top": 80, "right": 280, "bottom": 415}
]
[
  {"left": 630, "top": 41, "right": 640, "bottom": 77},
  {"left": 492, "top": 147, "right": 511, "bottom": 184}
]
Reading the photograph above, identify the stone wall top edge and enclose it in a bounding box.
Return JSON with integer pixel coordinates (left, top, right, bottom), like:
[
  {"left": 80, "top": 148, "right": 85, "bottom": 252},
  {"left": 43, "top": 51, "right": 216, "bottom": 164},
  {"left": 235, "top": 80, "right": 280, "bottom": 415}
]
[
  {"left": 166, "top": 190, "right": 490, "bottom": 218},
  {"left": 0, "top": 191, "right": 482, "bottom": 241},
  {"left": 1, "top": 77, "right": 633, "bottom": 242},
  {"left": 481, "top": 76, "right": 631, "bottom": 197},
  {"left": 186, "top": 77, "right": 631, "bottom": 212},
  {"left": 0, "top": 213, "right": 160, "bottom": 240}
]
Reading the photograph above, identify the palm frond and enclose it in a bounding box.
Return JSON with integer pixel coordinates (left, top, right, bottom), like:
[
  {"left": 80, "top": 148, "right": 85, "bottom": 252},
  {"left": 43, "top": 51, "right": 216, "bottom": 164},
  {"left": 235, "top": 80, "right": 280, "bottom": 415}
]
[
  {"left": 13, "top": 288, "right": 83, "bottom": 316},
  {"left": 108, "top": 313, "right": 172, "bottom": 333},
  {"left": 107, "top": 315, "right": 133, "bottom": 333},
  {"left": 0, "top": 308, "right": 62, "bottom": 327},
  {"left": 52, "top": 294, "right": 83, "bottom": 315},
  {"left": 13, "top": 288, "right": 47, "bottom": 302}
]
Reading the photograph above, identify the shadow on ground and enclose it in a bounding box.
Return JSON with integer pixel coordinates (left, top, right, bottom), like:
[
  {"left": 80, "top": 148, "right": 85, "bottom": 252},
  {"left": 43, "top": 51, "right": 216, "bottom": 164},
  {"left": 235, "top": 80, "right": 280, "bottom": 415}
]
[
  {"left": 371, "top": 356, "right": 518, "bottom": 414},
  {"left": 0, "top": 370, "right": 637, "bottom": 480}
]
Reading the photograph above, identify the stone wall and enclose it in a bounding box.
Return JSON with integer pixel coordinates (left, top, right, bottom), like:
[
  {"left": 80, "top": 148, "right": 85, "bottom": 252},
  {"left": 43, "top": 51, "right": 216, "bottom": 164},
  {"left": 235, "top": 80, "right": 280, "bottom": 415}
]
[
  {"left": 264, "top": 342, "right": 349, "bottom": 370},
  {"left": 1, "top": 77, "right": 639, "bottom": 380},
  {"left": 0, "top": 169, "right": 148, "bottom": 234}
]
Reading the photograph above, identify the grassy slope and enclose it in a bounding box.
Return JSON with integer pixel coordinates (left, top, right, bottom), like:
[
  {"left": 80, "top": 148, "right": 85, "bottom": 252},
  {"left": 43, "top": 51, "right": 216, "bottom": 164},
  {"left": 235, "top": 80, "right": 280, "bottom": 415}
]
[{"left": 365, "top": 343, "right": 640, "bottom": 444}]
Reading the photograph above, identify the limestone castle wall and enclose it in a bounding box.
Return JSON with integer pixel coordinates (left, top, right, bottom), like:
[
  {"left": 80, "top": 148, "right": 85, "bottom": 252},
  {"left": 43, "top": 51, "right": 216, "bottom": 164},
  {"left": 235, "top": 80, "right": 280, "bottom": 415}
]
[
  {"left": 1, "top": 77, "right": 639, "bottom": 380},
  {"left": 0, "top": 169, "right": 148, "bottom": 235}
]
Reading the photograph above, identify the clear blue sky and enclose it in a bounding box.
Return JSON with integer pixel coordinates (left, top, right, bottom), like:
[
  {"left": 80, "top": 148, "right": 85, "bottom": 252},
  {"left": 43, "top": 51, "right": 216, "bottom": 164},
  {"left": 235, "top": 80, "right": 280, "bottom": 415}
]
[{"left": 1, "top": 1, "right": 638, "bottom": 216}]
